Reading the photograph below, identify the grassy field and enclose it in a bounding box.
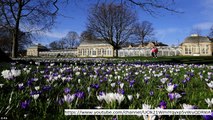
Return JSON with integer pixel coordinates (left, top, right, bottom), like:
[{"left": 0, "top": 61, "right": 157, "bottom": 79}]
[
  {"left": 118, "top": 56, "right": 213, "bottom": 64},
  {"left": 0, "top": 57, "right": 212, "bottom": 120}
]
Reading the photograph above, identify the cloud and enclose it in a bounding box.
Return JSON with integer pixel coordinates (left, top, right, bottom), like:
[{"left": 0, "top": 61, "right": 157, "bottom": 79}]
[
  {"left": 156, "top": 28, "right": 181, "bottom": 39},
  {"left": 192, "top": 22, "right": 213, "bottom": 30},
  {"left": 38, "top": 30, "right": 68, "bottom": 39}
]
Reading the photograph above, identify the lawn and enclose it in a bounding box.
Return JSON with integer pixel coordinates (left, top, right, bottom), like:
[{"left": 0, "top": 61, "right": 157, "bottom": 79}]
[{"left": 0, "top": 57, "right": 212, "bottom": 120}]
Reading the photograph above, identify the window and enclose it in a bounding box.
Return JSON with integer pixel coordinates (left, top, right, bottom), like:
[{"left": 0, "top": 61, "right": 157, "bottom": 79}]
[
  {"left": 185, "top": 46, "right": 192, "bottom": 54},
  {"left": 98, "top": 49, "right": 101, "bottom": 55},
  {"left": 102, "top": 49, "right": 106, "bottom": 55},
  {"left": 89, "top": 49, "right": 92, "bottom": 55},
  {"left": 78, "top": 49, "right": 82, "bottom": 56},
  {"left": 202, "top": 45, "right": 209, "bottom": 54},
  {"left": 83, "top": 49, "right": 86, "bottom": 56},
  {"left": 92, "top": 50, "right": 96, "bottom": 55}
]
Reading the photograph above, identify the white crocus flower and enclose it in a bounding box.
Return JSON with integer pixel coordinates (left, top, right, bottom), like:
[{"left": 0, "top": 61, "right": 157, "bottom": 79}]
[
  {"left": 182, "top": 103, "right": 195, "bottom": 109},
  {"left": 75, "top": 72, "right": 80, "bottom": 76},
  {"left": 11, "top": 69, "right": 21, "bottom": 77},
  {"left": 116, "top": 93, "right": 125, "bottom": 105},
  {"left": 142, "top": 104, "right": 156, "bottom": 120},
  {"left": 166, "top": 84, "right": 174, "bottom": 93},
  {"left": 117, "top": 76, "right": 121, "bottom": 80},
  {"left": 95, "top": 106, "right": 103, "bottom": 109},
  {"left": 205, "top": 98, "right": 213, "bottom": 107},
  {"left": 32, "top": 94, "right": 39, "bottom": 100},
  {"left": 120, "top": 83, "right": 124, "bottom": 88},
  {"left": 174, "top": 93, "right": 182, "bottom": 99},
  {"left": 18, "top": 83, "right": 24, "bottom": 88},
  {"left": 35, "top": 86, "right": 40, "bottom": 91},
  {"left": 104, "top": 93, "right": 114, "bottom": 104},
  {"left": 97, "top": 94, "right": 106, "bottom": 102},
  {"left": 160, "top": 78, "right": 168, "bottom": 84},
  {"left": 136, "top": 93, "right": 140, "bottom": 99},
  {"left": 64, "top": 94, "right": 75, "bottom": 103},
  {"left": 61, "top": 77, "right": 67, "bottom": 82},
  {"left": 1, "top": 70, "right": 13, "bottom": 79},
  {"left": 111, "top": 83, "right": 116, "bottom": 87},
  {"left": 0, "top": 84, "right": 4, "bottom": 88},
  {"left": 87, "top": 87, "right": 90, "bottom": 93},
  {"left": 78, "top": 79, "right": 81, "bottom": 84},
  {"left": 207, "top": 81, "right": 213, "bottom": 88},
  {"left": 127, "top": 95, "right": 133, "bottom": 101},
  {"left": 142, "top": 104, "right": 152, "bottom": 109}
]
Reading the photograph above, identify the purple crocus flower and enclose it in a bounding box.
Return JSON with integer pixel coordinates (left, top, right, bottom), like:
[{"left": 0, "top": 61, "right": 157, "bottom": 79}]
[
  {"left": 20, "top": 100, "right": 30, "bottom": 109},
  {"left": 58, "top": 98, "right": 64, "bottom": 105},
  {"left": 99, "top": 79, "right": 103, "bottom": 83},
  {"left": 168, "top": 93, "right": 181, "bottom": 101},
  {"left": 165, "top": 74, "right": 170, "bottom": 78},
  {"left": 182, "top": 79, "right": 187, "bottom": 84},
  {"left": 99, "top": 91, "right": 105, "bottom": 96},
  {"left": 117, "top": 89, "right": 125, "bottom": 94},
  {"left": 18, "top": 83, "right": 24, "bottom": 90},
  {"left": 202, "top": 112, "right": 213, "bottom": 120},
  {"left": 129, "top": 80, "right": 135, "bottom": 87},
  {"left": 64, "top": 88, "right": 70, "bottom": 94},
  {"left": 42, "top": 86, "right": 51, "bottom": 91},
  {"left": 64, "top": 94, "right": 75, "bottom": 103},
  {"left": 144, "top": 79, "right": 148, "bottom": 84},
  {"left": 159, "top": 100, "right": 167, "bottom": 109},
  {"left": 190, "top": 72, "right": 194, "bottom": 77},
  {"left": 149, "top": 91, "right": 154, "bottom": 96},
  {"left": 75, "top": 91, "right": 85, "bottom": 99},
  {"left": 27, "top": 79, "right": 34, "bottom": 86},
  {"left": 186, "top": 77, "right": 190, "bottom": 81},
  {"left": 90, "top": 84, "right": 100, "bottom": 89},
  {"left": 30, "top": 91, "right": 42, "bottom": 96}
]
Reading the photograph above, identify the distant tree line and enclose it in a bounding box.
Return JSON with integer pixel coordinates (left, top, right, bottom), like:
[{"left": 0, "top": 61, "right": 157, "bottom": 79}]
[{"left": 49, "top": 31, "right": 80, "bottom": 50}]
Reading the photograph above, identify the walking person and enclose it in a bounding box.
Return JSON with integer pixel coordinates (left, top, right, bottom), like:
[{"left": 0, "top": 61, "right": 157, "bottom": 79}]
[
  {"left": 154, "top": 47, "right": 158, "bottom": 58},
  {"left": 151, "top": 47, "right": 155, "bottom": 58}
]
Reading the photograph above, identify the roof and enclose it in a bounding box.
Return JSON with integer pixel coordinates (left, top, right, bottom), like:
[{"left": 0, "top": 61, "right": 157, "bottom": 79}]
[
  {"left": 79, "top": 39, "right": 112, "bottom": 47},
  {"left": 183, "top": 35, "right": 212, "bottom": 43},
  {"left": 28, "top": 44, "right": 48, "bottom": 50}
]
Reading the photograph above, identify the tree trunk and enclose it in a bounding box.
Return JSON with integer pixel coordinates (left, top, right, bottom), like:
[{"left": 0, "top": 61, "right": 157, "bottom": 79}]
[
  {"left": 115, "top": 49, "right": 118, "bottom": 57},
  {"left": 12, "top": 32, "right": 18, "bottom": 58},
  {"left": 11, "top": 1, "right": 22, "bottom": 58}
]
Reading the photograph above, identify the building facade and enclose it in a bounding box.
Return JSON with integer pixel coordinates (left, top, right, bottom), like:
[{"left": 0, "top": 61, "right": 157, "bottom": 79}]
[
  {"left": 27, "top": 44, "right": 48, "bottom": 56},
  {"left": 77, "top": 39, "right": 114, "bottom": 57},
  {"left": 39, "top": 49, "right": 77, "bottom": 57},
  {"left": 181, "top": 34, "right": 213, "bottom": 56}
]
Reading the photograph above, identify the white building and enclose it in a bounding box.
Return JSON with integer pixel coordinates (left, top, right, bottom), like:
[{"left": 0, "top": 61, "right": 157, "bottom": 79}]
[{"left": 77, "top": 39, "right": 114, "bottom": 57}]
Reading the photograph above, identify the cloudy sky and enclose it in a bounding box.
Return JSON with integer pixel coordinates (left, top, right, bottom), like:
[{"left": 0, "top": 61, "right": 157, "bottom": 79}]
[{"left": 35, "top": 0, "right": 213, "bottom": 46}]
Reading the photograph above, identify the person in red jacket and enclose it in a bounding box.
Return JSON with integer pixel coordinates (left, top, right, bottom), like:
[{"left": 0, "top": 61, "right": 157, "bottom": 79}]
[
  {"left": 151, "top": 47, "right": 158, "bottom": 58},
  {"left": 154, "top": 47, "right": 158, "bottom": 58},
  {"left": 151, "top": 47, "right": 155, "bottom": 58}
]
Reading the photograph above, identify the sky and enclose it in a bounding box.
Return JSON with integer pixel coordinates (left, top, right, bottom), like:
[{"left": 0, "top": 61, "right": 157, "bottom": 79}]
[{"left": 35, "top": 0, "right": 213, "bottom": 46}]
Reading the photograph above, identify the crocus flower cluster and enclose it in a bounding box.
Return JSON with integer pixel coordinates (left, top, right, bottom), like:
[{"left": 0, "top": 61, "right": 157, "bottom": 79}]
[
  {"left": 1, "top": 69, "right": 21, "bottom": 79},
  {"left": 97, "top": 92, "right": 125, "bottom": 105}
]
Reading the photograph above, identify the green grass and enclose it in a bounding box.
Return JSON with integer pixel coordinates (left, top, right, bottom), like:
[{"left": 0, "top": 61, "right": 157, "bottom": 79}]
[{"left": 117, "top": 56, "right": 213, "bottom": 64}]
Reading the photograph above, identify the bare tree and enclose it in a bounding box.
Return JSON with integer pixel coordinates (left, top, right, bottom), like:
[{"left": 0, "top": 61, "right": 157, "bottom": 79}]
[
  {"left": 80, "top": 30, "right": 97, "bottom": 42},
  {"left": 209, "top": 26, "right": 213, "bottom": 38},
  {"left": 49, "top": 41, "right": 60, "bottom": 50},
  {"left": 64, "top": 31, "right": 79, "bottom": 48},
  {"left": 134, "top": 21, "right": 155, "bottom": 46},
  {"left": 87, "top": 3, "right": 137, "bottom": 57},
  {"left": 0, "top": 28, "right": 32, "bottom": 53},
  {"left": 0, "top": 0, "right": 61, "bottom": 58},
  {"left": 125, "top": 0, "right": 179, "bottom": 15}
]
